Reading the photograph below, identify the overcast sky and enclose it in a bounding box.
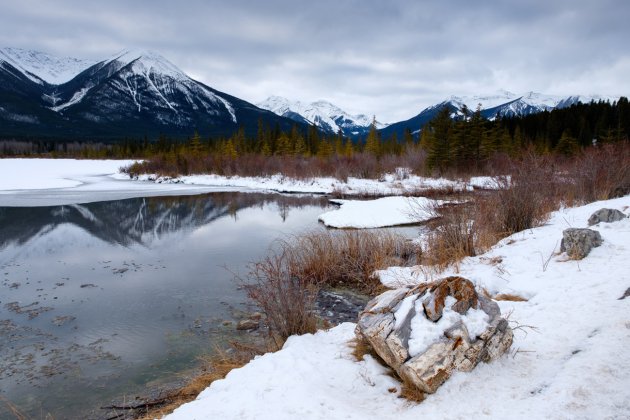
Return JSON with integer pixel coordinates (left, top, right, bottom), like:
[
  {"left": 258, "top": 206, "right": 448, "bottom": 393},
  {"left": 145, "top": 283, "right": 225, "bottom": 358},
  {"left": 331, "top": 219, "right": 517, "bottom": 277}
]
[{"left": 1, "top": 0, "right": 628, "bottom": 122}]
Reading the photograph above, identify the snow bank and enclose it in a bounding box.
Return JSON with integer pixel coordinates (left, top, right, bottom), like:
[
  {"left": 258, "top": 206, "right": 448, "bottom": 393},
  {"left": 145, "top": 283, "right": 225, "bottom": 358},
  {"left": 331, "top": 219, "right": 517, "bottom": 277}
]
[
  {"left": 0, "top": 159, "right": 238, "bottom": 206},
  {"left": 318, "top": 196, "right": 440, "bottom": 228},
  {"left": 137, "top": 172, "right": 476, "bottom": 196},
  {"left": 167, "top": 196, "right": 630, "bottom": 419},
  {"left": 0, "top": 158, "right": 135, "bottom": 190}
]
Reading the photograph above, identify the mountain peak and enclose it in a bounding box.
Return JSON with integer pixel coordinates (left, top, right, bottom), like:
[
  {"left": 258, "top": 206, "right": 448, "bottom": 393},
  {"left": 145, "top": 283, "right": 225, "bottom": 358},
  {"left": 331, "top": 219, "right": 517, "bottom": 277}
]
[
  {"left": 104, "top": 48, "right": 186, "bottom": 80},
  {"left": 257, "top": 96, "right": 386, "bottom": 136},
  {"left": 0, "top": 47, "right": 95, "bottom": 85}
]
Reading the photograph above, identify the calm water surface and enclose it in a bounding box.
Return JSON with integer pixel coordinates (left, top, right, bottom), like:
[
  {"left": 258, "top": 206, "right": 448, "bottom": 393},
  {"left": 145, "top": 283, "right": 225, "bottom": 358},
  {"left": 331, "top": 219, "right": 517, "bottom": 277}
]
[{"left": 0, "top": 192, "right": 331, "bottom": 419}]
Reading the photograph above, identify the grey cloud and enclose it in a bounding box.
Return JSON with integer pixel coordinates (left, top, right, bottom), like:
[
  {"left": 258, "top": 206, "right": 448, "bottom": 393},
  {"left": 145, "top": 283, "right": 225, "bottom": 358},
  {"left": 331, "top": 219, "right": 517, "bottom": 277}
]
[{"left": 1, "top": 0, "right": 628, "bottom": 122}]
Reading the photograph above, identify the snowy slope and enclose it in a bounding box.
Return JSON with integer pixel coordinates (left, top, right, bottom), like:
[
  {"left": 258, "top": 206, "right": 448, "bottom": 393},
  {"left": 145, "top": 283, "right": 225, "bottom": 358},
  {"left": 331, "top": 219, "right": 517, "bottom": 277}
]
[
  {"left": 258, "top": 95, "right": 387, "bottom": 136},
  {"left": 0, "top": 47, "right": 95, "bottom": 85},
  {"left": 50, "top": 49, "right": 237, "bottom": 123},
  {"left": 166, "top": 196, "right": 630, "bottom": 419},
  {"left": 448, "top": 90, "right": 619, "bottom": 120}
]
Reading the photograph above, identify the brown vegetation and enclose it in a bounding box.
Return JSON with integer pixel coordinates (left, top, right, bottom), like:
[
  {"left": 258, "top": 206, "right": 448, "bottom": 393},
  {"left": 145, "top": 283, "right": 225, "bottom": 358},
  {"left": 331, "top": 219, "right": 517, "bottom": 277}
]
[
  {"left": 245, "top": 230, "right": 421, "bottom": 347},
  {"left": 135, "top": 341, "right": 267, "bottom": 420}
]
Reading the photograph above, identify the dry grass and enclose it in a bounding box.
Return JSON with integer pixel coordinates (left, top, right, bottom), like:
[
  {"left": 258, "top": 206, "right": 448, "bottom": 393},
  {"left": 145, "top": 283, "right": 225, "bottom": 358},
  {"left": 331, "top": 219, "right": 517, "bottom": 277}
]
[
  {"left": 139, "top": 342, "right": 267, "bottom": 419},
  {"left": 244, "top": 230, "right": 420, "bottom": 347},
  {"left": 0, "top": 397, "right": 29, "bottom": 420},
  {"left": 245, "top": 249, "right": 320, "bottom": 348},
  {"left": 565, "top": 142, "right": 630, "bottom": 202},
  {"left": 399, "top": 379, "right": 427, "bottom": 403},
  {"left": 350, "top": 335, "right": 376, "bottom": 362},
  {"left": 287, "top": 230, "right": 421, "bottom": 294},
  {"left": 493, "top": 293, "right": 528, "bottom": 302}
]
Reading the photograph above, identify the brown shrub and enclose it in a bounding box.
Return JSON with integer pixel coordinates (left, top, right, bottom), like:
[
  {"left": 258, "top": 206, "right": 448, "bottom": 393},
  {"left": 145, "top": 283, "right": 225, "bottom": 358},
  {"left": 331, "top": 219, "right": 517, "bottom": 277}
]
[
  {"left": 244, "top": 230, "right": 420, "bottom": 346},
  {"left": 483, "top": 154, "right": 560, "bottom": 235},
  {"left": 565, "top": 142, "right": 630, "bottom": 203},
  {"left": 287, "top": 230, "right": 421, "bottom": 294},
  {"left": 245, "top": 249, "right": 320, "bottom": 348},
  {"left": 423, "top": 203, "right": 477, "bottom": 269}
]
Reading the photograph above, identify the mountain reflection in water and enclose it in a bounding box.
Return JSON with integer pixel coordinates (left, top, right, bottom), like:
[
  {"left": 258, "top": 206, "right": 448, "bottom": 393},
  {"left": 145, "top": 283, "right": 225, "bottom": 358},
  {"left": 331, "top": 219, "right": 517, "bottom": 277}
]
[
  {"left": 0, "top": 191, "right": 329, "bottom": 249},
  {"left": 0, "top": 192, "right": 329, "bottom": 419}
]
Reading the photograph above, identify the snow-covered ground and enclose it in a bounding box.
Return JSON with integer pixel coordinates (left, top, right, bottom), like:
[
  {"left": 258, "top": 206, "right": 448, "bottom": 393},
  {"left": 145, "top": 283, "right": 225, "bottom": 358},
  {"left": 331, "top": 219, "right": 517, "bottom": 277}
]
[
  {"left": 166, "top": 196, "right": 630, "bottom": 419},
  {"left": 318, "top": 196, "right": 442, "bottom": 228},
  {"left": 0, "top": 159, "right": 494, "bottom": 210},
  {"left": 134, "top": 171, "right": 477, "bottom": 196},
  {"left": 0, "top": 159, "right": 237, "bottom": 206}
]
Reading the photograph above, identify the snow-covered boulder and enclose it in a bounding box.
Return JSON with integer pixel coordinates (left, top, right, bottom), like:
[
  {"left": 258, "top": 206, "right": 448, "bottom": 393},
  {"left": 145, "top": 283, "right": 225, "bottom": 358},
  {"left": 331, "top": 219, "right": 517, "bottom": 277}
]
[
  {"left": 560, "top": 228, "right": 603, "bottom": 259},
  {"left": 587, "top": 208, "right": 627, "bottom": 226},
  {"left": 356, "top": 276, "right": 513, "bottom": 395}
]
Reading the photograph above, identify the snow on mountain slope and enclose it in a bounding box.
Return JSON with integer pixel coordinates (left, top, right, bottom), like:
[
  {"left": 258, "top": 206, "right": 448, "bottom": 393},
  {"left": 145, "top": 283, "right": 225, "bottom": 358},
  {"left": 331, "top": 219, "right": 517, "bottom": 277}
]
[
  {"left": 258, "top": 96, "right": 386, "bottom": 136},
  {"left": 50, "top": 49, "right": 237, "bottom": 123},
  {"left": 0, "top": 47, "right": 95, "bottom": 85},
  {"left": 448, "top": 90, "right": 616, "bottom": 118}
]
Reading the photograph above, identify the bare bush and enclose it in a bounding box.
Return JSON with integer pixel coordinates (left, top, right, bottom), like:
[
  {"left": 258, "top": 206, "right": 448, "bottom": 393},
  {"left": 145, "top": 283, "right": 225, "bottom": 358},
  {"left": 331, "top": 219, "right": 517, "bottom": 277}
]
[
  {"left": 245, "top": 250, "right": 319, "bottom": 347},
  {"left": 423, "top": 203, "right": 477, "bottom": 269},
  {"left": 485, "top": 154, "right": 560, "bottom": 235},
  {"left": 565, "top": 142, "right": 630, "bottom": 202},
  {"left": 288, "top": 230, "right": 421, "bottom": 293}
]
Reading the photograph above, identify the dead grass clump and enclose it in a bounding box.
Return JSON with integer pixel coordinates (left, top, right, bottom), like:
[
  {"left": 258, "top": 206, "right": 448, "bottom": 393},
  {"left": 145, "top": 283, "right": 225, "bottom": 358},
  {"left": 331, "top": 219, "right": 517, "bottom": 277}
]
[
  {"left": 139, "top": 342, "right": 267, "bottom": 419},
  {"left": 350, "top": 335, "right": 377, "bottom": 362},
  {"left": 399, "top": 378, "right": 426, "bottom": 403},
  {"left": 288, "top": 230, "right": 421, "bottom": 294},
  {"left": 493, "top": 293, "right": 528, "bottom": 302}
]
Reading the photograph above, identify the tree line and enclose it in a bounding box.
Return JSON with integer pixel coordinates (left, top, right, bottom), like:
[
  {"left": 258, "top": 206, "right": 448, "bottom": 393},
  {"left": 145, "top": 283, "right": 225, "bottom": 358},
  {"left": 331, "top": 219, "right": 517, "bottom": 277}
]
[{"left": 1, "top": 98, "right": 628, "bottom": 176}]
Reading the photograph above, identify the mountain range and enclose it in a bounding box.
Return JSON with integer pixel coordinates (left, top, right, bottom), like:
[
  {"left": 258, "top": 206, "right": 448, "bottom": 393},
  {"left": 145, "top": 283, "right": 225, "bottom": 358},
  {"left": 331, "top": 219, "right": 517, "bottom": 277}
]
[
  {"left": 257, "top": 96, "right": 386, "bottom": 138},
  {"left": 0, "top": 47, "right": 620, "bottom": 141},
  {"left": 0, "top": 47, "right": 300, "bottom": 139},
  {"left": 379, "top": 90, "right": 618, "bottom": 139}
]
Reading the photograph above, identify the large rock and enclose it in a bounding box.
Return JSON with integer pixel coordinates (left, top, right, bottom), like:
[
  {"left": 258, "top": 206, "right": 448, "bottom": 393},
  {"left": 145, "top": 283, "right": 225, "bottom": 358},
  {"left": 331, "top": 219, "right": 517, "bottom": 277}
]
[
  {"left": 560, "top": 228, "right": 603, "bottom": 259},
  {"left": 356, "top": 276, "right": 513, "bottom": 395},
  {"left": 587, "top": 208, "right": 627, "bottom": 226}
]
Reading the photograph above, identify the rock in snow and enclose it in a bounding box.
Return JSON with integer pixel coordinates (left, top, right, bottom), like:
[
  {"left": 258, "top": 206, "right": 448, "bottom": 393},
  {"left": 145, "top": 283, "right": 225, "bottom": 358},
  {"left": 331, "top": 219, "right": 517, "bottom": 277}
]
[
  {"left": 560, "top": 228, "right": 603, "bottom": 259},
  {"left": 356, "top": 277, "right": 513, "bottom": 394},
  {"left": 587, "top": 208, "right": 627, "bottom": 226}
]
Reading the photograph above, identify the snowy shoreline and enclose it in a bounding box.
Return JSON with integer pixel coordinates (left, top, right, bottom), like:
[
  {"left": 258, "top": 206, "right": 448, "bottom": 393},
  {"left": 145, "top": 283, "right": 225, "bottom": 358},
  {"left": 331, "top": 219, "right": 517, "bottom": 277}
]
[
  {"left": 166, "top": 196, "right": 630, "bottom": 419},
  {"left": 1, "top": 158, "right": 628, "bottom": 418},
  {"left": 0, "top": 160, "right": 488, "bottom": 226}
]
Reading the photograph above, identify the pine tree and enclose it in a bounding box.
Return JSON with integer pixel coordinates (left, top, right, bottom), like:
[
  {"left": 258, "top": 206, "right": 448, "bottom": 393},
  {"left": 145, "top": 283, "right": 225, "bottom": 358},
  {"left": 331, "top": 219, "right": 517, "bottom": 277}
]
[
  {"left": 190, "top": 131, "right": 202, "bottom": 155},
  {"left": 555, "top": 130, "right": 579, "bottom": 156},
  {"left": 276, "top": 133, "right": 293, "bottom": 155},
  {"left": 426, "top": 107, "right": 453, "bottom": 172},
  {"left": 364, "top": 116, "right": 381, "bottom": 157}
]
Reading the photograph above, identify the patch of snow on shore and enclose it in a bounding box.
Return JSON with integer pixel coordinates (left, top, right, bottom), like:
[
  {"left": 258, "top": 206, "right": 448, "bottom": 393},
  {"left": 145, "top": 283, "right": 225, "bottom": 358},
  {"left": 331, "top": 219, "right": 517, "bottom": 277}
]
[
  {"left": 135, "top": 172, "right": 479, "bottom": 196},
  {"left": 318, "top": 196, "right": 441, "bottom": 228},
  {"left": 0, "top": 159, "right": 135, "bottom": 190}
]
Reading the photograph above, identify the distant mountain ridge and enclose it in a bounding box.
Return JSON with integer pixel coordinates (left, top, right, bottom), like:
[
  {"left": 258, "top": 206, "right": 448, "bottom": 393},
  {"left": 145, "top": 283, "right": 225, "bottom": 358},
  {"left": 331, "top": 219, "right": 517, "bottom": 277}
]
[
  {"left": 380, "top": 90, "right": 619, "bottom": 139},
  {"left": 0, "top": 47, "right": 621, "bottom": 141},
  {"left": 257, "top": 96, "right": 387, "bottom": 138},
  {"left": 0, "top": 47, "right": 303, "bottom": 139}
]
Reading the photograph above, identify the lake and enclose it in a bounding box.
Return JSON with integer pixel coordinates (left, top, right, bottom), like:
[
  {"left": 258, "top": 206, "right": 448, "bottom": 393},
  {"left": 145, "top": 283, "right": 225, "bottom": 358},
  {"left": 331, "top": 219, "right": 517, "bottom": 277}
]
[{"left": 0, "top": 192, "right": 333, "bottom": 419}]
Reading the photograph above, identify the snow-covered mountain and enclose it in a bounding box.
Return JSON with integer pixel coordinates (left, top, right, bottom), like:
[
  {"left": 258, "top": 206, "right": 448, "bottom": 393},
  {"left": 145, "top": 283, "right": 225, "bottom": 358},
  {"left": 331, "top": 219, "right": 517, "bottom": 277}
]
[
  {"left": 0, "top": 47, "right": 95, "bottom": 85},
  {"left": 48, "top": 49, "right": 238, "bottom": 126},
  {"left": 0, "top": 48, "right": 301, "bottom": 138},
  {"left": 380, "top": 90, "right": 619, "bottom": 139},
  {"left": 448, "top": 90, "right": 616, "bottom": 119},
  {"left": 258, "top": 96, "right": 387, "bottom": 137}
]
